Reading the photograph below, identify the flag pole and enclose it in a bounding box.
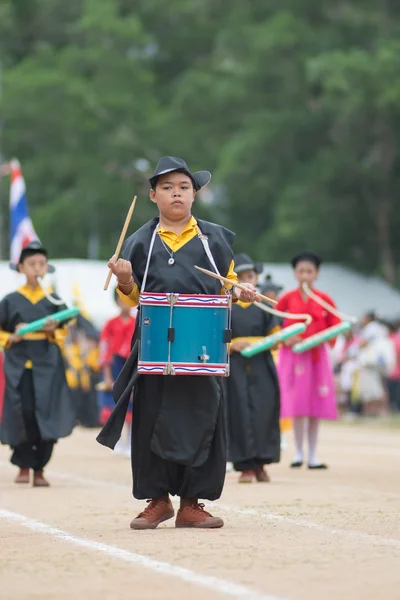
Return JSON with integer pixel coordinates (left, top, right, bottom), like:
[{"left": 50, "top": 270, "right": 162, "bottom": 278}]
[
  {"left": 0, "top": 163, "right": 11, "bottom": 177},
  {"left": 0, "top": 163, "right": 10, "bottom": 260}
]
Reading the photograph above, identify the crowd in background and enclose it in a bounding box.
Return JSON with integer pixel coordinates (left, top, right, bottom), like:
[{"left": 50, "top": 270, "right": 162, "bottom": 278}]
[{"left": 332, "top": 312, "right": 400, "bottom": 418}]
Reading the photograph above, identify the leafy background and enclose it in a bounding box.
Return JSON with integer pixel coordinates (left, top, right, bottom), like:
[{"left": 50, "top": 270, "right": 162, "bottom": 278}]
[{"left": 1, "top": 1, "right": 399, "bottom": 284}]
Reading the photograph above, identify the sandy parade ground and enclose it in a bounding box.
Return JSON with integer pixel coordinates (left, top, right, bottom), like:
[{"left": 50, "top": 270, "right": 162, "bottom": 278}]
[{"left": 1, "top": 421, "right": 399, "bottom": 600}]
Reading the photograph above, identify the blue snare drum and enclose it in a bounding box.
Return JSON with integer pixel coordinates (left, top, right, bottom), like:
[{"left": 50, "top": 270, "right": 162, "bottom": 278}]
[{"left": 138, "top": 293, "right": 231, "bottom": 376}]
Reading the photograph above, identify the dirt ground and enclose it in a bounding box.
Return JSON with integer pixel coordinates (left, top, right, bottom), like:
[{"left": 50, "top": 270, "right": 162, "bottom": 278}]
[{"left": 1, "top": 421, "right": 399, "bottom": 600}]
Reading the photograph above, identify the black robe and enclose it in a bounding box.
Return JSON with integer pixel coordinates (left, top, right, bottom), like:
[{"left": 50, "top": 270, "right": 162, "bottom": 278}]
[
  {"left": 0, "top": 290, "right": 75, "bottom": 447},
  {"left": 226, "top": 303, "right": 280, "bottom": 467},
  {"left": 97, "top": 217, "right": 234, "bottom": 500}
]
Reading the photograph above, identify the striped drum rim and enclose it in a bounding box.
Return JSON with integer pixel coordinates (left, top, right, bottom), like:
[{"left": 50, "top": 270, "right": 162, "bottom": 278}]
[
  {"left": 138, "top": 361, "right": 229, "bottom": 376},
  {"left": 139, "top": 293, "right": 230, "bottom": 308}
]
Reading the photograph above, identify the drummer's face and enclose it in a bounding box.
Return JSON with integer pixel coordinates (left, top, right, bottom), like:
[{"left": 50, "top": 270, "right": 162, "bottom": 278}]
[
  {"left": 150, "top": 172, "right": 195, "bottom": 220},
  {"left": 238, "top": 269, "right": 258, "bottom": 287},
  {"left": 19, "top": 254, "right": 49, "bottom": 282},
  {"left": 294, "top": 261, "right": 318, "bottom": 285}
]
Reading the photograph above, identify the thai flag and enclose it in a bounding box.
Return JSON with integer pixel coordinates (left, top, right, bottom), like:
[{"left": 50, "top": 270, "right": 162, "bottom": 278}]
[{"left": 9, "top": 159, "right": 39, "bottom": 263}]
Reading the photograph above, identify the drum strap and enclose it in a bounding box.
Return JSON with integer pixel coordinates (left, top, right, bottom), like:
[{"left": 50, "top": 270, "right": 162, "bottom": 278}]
[
  {"left": 197, "top": 226, "right": 228, "bottom": 293},
  {"left": 140, "top": 224, "right": 226, "bottom": 293},
  {"left": 141, "top": 227, "right": 158, "bottom": 293}
]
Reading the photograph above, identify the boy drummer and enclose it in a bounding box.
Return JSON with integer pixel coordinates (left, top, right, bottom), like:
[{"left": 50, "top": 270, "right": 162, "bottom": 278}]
[
  {"left": 98, "top": 156, "right": 259, "bottom": 529},
  {"left": 0, "top": 242, "right": 75, "bottom": 486}
]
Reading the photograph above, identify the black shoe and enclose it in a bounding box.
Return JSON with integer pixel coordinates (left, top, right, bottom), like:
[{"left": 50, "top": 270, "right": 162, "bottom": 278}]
[
  {"left": 290, "top": 461, "right": 303, "bottom": 468},
  {"left": 308, "top": 463, "right": 328, "bottom": 470}
]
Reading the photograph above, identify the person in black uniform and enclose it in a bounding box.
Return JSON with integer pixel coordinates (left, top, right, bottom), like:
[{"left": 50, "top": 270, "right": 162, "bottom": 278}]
[
  {"left": 0, "top": 242, "right": 75, "bottom": 486},
  {"left": 97, "top": 156, "right": 259, "bottom": 530},
  {"left": 226, "top": 254, "right": 281, "bottom": 483}
]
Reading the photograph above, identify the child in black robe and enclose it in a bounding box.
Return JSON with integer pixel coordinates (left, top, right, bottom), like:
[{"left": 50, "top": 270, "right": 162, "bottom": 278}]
[
  {"left": 98, "top": 156, "right": 259, "bottom": 529},
  {"left": 226, "top": 254, "right": 281, "bottom": 483},
  {"left": 0, "top": 242, "right": 75, "bottom": 486}
]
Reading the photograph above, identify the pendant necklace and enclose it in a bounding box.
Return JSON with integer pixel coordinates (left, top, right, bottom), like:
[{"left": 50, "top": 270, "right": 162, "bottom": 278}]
[{"left": 157, "top": 230, "right": 175, "bottom": 266}]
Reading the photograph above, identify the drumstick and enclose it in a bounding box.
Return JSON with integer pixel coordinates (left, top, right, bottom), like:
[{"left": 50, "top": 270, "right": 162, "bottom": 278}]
[
  {"left": 104, "top": 196, "right": 137, "bottom": 291},
  {"left": 194, "top": 265, "right": 278, "bottom": 306}
]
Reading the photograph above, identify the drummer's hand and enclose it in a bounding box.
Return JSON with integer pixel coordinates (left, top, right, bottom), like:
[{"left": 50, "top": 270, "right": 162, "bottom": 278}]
[
  {"left": 108, "top": 255, "right": 132, "bottom": 284},
  {"left": 8, "top": 323, "right": 26, "bottom": 346},
  {"left": 15, "top": 323, "right": 27, "bottom": 334},
  {"left": 42, "top": 319, "right": 57, "bottom": 332},
  {"left": 283, "top": 334, "right": 302, "bottom": 348},
  {"left": 234, "top": 283, "right": 261, "bottom": 303},
  {"left": 9, "top": 323, "right": 27, "bottom": 344},
  {"left": 231, "top": 339, "right": 251, "bottom": 353}
]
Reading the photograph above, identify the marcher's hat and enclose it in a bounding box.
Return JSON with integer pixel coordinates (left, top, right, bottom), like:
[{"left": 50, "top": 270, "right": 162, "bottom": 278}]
[
  {"left": 234, "top": 253, "right": 263, "bottom": 275},
  {"left": 291, "top": 251, "right": 322, "bottom": 269},
  {"left": 149, "top": 156, "right": 211, "bottom": 191},
  {"left": 9, "top": 241, "right": 55, "bottom": 273},
  {"left": 261, "top": 274, "right": 283, "bottom": 294}
]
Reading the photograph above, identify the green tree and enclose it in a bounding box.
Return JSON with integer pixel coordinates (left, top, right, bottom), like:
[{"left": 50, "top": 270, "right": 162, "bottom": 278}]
[
  {"left": 1, "top": 0, "right": 159, "bottom": 257},
  {"left": 1, "top": 0, "right": 400, "bottom": 284}
]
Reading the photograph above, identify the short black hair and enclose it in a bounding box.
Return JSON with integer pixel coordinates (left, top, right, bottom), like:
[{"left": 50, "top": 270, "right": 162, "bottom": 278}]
[
  {"left": 19, "top": 247, "right": 48, "bottom": 264},
  {"left": 291, "top": 252, "right": 322, "bottom": 269},
  {"left": 364, "top": 310, "right": 376, "bottom": 321}
]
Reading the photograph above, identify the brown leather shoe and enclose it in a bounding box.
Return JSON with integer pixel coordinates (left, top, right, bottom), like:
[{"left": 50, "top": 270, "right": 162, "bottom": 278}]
[
  {"left": 175, "top": 501, "right": 224, "bottom": 529},
  {"left": 238, "top": 469, "right": 254, "bottom": 483},
  {"left": 130, "top": 498, "right": 174, "bottom": 530},
  {"left": 15, "top": 468, "right": 30, "bottom": 484},
  {"left": 255, "top": 466, "right": 270, "bottom": 482},
  {"left": 33, "top": 470, "right": 50, "bottom": 487}
]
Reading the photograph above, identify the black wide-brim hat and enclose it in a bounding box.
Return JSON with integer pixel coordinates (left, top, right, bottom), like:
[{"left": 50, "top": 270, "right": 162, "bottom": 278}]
[
  {"left": 9, "top": 240, "right": 55, "bottom": 273},
  {"left": 261, "top": 274, "right": 283, "bottom": 294},
  {"left": 234, "top": 253, "right": 263, "bottom": 275},
  {"left": 149, "top": 156, "right": 211, "bottom": 191}
]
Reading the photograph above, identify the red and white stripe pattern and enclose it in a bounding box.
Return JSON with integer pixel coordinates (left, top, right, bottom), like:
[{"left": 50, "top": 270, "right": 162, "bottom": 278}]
[
  {"left": 9, "top": 159, "right": 39, "bottom": 264},
  {"left": 139, "top": 293, "right": 230, "bottom": 308},
  {"left": 138, "top": 362, "right": 229, "bottom": 376}
]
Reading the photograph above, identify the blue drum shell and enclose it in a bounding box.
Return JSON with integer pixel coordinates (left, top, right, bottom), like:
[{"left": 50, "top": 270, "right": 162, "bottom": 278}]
[{"left": 140, "top": 304, "right": 228, "bottom": 364}]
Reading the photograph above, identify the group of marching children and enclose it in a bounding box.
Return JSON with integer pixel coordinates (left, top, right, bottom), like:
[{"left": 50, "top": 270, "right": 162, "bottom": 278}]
[{"left": 0, "top": 155, "right": 343, "bottom": 533}]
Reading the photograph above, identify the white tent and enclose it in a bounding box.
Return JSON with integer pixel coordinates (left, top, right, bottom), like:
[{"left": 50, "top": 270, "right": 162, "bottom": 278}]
[
  {"left": 260, "top": 264, "right": 400, "bottom": 321},
  {"left": 0, "top": 259, "right": 399, "bottom": 328}
]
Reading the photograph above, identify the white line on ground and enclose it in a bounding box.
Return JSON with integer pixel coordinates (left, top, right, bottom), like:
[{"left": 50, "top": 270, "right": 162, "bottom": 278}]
[
  {"left": 1, "top": 460, "right": 399, "bottom": 549},
  {"left": 212, "top": 502, "right": 400, "bottom": 549},
  {"left": 0, "top": 509, "right": 281, "bottom": 600}
]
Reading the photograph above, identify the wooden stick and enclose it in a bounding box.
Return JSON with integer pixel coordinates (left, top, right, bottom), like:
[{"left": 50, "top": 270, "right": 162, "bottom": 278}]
[
  {"left": 194, "top": 265, "right": 278, "bottom": 306},
  {"left": 302, "top": 282, "right": 358, "bottom": 323},
  {"left": 104, "top": 196, "right": 137, "bottom": 291},
  {"left": 255, "top": 301, "right": 312, "bottom": 325}
]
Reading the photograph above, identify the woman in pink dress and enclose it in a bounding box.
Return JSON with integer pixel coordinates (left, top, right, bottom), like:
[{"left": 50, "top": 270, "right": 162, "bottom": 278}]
[{"left": 276, "top": 252, "right": 340, "bottom": 469}]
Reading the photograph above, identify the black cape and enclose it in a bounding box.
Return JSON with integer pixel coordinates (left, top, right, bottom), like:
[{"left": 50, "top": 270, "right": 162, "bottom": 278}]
[
  {"left": 97, "top": 217, "right": 234, "bottom": 500},
  {"left": 0, "top": 290, "right": 75, "bottom": 446},
  {"left": 226, "top": 303, "right": 281, "bottom": 465}
]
